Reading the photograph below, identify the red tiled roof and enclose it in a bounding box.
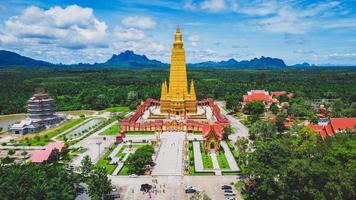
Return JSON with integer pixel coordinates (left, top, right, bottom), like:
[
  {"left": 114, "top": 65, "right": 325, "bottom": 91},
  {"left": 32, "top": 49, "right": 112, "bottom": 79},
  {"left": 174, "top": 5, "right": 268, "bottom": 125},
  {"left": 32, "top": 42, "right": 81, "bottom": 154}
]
[
  {"left": 243, "top": 90, "right": 275, "bottom": 103},
  {"left": 202, "top": 124, "right": 224, "bottom": 140},
  {"left": 307, "top": 124, "right": 328, "bottom": 139},
  {"left": 31, "top": 142, "right": 64, "bottom": 163},
  {"left": 330, "top": 118, "right": 356, "bottom": 132}
]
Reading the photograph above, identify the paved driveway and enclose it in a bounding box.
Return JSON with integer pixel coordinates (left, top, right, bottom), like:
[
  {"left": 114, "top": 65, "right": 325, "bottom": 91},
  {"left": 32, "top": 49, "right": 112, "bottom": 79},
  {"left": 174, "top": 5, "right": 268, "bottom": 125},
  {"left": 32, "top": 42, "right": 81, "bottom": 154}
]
[{"left": 152, "top": 132, "right": 185, "bottom": 176}]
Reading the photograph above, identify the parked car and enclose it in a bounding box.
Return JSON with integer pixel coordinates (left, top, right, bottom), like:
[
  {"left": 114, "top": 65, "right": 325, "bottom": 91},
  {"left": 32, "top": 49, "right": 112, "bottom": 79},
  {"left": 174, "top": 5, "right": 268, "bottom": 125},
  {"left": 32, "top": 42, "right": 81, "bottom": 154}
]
[
  {"left": 185, "top": 185, "right": 195, "bottom": 190},
  {"left": 224, "top": 190, "right": 233, "bottom": 193},
  {"left": 110, "top": 191, "right": 120, "bottom": 199},
  {"left": 185, "top": 188, "right": 197, "bottom": 193},
  {"left": 225, "top": 197, "right": 235, "bottom": 200},
  {"left": 224, "top": 193, "right": 236, "bottom": 197},
  {"left": 129, "top": 174, "right": 138, "bottom": 178},
  {"left": 221, "top": 185, "right": 232, "bottom": 190}
]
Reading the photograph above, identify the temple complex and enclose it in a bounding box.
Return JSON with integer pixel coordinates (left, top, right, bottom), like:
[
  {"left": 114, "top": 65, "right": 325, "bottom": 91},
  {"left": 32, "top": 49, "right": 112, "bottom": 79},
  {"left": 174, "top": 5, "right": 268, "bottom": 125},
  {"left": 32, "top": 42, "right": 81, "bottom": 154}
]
[
  {"left": 160, "top": 27, "right": 197, "bottom": 115},
  {"left": 118, "top": 28, "right": 230, "bottom": 137}
]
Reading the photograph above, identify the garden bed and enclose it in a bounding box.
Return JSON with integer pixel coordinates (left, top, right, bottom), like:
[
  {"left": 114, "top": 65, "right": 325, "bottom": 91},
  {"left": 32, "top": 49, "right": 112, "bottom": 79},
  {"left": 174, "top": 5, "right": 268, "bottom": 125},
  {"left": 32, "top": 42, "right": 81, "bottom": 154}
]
[{"left": 95, "top": 144, "right": 118, "bottom": 174}]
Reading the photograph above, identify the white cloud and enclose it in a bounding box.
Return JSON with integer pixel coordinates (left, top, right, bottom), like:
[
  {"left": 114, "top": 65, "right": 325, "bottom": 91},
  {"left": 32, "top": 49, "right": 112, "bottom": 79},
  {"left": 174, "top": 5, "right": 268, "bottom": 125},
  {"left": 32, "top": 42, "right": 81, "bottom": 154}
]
[
  {"left": 184, "top": 0, "right": 229, "bottom": 12},
  {"left": 187, "top": 35, "right": 200, "bottom": 46},
  {"left": 121, "top": 16, "right": 156, "bottom": 29},
  {"left": 241, "top": 1, "right": 355, "bottom": 34},
  {"left": 0, "top": 5, "right": 107, "bottom": 49},
  {"left": 113, "top": 27, "right": 164, "bottom": 55},
  {"left": 201, "top": 0, "right": 226, "bottom": 12}
]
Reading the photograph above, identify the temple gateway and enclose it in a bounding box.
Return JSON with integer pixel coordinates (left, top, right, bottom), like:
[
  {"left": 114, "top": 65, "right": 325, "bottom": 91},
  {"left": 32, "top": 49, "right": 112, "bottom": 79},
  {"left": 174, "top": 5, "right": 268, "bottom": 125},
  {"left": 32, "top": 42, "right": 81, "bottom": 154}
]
[{"left": 118, "top": 27, "right": 230, "bottom": 136}]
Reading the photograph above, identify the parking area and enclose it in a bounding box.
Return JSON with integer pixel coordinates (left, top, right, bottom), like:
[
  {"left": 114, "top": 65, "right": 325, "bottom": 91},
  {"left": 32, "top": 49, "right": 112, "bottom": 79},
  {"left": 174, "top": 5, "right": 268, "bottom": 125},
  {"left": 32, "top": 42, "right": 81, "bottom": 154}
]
[{"left": 109, "top": 175, "right": 242, "bottom": 200}]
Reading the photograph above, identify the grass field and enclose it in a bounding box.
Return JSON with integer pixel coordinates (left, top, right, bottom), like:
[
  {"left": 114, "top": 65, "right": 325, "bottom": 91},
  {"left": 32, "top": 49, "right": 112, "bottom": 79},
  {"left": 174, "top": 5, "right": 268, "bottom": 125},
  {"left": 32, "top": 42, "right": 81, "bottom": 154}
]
[
  {"left": 95, "top": 144, "right": 118, "bottom": 174},
  {"left": 216, "top": 151, "right": 230, "bottom": 169},
  {"left": 100, "top": 123, "right": 119, "bottom": 135},
  {"left": 199, "top": 142, "right": 213, "bottom": 169},
  {"left": 16, "top": 118, "right": 85, "bottom": 146},
  {"left": 118, "top": 166, "right": 129, "bottom": 175},
  {"left": 105, "top": 106, "right": 130, "bottom": 112}
]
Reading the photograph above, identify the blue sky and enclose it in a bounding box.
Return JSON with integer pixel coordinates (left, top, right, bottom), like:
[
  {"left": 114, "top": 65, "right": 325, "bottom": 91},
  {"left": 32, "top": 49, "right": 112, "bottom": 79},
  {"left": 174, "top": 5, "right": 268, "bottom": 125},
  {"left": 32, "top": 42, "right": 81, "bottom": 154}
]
[{"left": 0, "top": 0, "right": 355, "bottom": 65}]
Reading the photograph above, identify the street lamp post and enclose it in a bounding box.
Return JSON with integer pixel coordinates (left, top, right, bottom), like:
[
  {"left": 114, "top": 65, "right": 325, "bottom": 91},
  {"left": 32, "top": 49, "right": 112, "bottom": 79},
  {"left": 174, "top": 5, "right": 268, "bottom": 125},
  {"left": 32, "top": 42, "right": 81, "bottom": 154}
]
[{"left": 96, "top": 142, "right": 102, "bottom": 159}]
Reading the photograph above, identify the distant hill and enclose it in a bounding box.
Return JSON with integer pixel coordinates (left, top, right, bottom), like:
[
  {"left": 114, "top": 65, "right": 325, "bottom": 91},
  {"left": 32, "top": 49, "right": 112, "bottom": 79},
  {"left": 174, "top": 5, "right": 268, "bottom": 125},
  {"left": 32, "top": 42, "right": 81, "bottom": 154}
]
[
  {"left": 290, "top": 62, "right": 311, "bottom": 67},
  {"left": 100, "top": 50, "right": 167, "bottom": 67},
  {"left": 2, "top": 49, "right": 353, "bottom": 68},
  {"left": 0, "top": 50, "right": 53, "bottom": 67},
  {"left": 188, "top": 56, "right": 286, "bottom": 68}
]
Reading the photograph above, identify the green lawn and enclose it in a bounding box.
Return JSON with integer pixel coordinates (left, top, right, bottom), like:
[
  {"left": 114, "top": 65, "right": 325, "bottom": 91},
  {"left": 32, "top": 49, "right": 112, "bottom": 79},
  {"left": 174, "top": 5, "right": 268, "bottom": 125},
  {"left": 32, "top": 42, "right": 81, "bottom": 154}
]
[
  {"left": 125, "top": 131, "right": 154, "bottom": 135},
  {"left": 100, "top": 123, "right": 120, "bottom": 135},
  {"left": 199, "top": 142, "right": 213, "bottom": 169},
  {"left": 105, "top": 106, "right": 130, "bottom": 112},
  {"left": 118, "top": 166, "right": 129, "bottom": 175},
  {"left": 95, "top": 144, "right": 118, "bottom": 174},
  {"left": 216, "top": 151, "right": 230, "bottom": 169},
  {"left": 17, "top": 118, "right": 85, "bottom": 146}
]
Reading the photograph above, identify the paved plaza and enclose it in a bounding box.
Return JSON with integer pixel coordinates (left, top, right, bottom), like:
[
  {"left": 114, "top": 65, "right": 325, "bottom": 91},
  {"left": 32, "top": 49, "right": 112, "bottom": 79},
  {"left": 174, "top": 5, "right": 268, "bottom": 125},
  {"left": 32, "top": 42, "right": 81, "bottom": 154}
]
[
  {"left": 110, "top": 175, "right": 242, "bottom": 200},
  {"left": 152, "top": 132, "right": 185, "bottom": 176}
]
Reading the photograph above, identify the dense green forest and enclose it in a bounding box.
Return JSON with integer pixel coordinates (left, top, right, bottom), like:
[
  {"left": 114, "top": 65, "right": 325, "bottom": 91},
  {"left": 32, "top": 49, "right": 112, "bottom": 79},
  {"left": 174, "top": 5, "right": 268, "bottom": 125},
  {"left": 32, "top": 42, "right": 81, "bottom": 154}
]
[
  {"left": 239, "top": 121, "right": 356, "bottom": 200},
  {"left": 0, "top": 67, "right": 356, "bottom": 115}
]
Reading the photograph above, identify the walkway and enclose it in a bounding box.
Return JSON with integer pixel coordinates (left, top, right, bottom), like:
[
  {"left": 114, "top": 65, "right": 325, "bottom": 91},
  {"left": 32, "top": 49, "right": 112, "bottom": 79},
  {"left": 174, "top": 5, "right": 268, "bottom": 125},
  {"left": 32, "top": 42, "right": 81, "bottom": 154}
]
[
  {"left": 152, "top": 132, "right": 185, "bottom": 176},
  {"left": 192, "top": 141, "right": 203, "bottom": 171},
  {"left": 210, "top": 151, "right": 221, "bottom": 175}
]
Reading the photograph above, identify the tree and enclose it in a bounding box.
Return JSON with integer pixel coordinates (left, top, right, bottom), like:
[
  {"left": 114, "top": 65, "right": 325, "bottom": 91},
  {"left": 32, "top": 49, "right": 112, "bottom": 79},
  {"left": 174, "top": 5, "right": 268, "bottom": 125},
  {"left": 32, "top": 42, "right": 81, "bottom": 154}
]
[
  {"left": 278, "top": 94, "right": 289, "bottom": 103},
  {"left": 275, "top": 113, "right": 286, "bottom": 133},
  {"left": 8, "top": 149, "right": 16, "bottom": 156},
  {"left": 0, "top": 163, "right": 81, "bottom": 199},
  {"left": 225, "top": 94, "right": 240, "bottom": 112},
  {"left": 88, "top": 167, "right": 113, "bottom": 200},
  {"left": 126, "top": 145, "right": 154, "bottom": 175},
  {"left": 270, "top": 102, "right": 279, "bottom": 114},
  {"left": 249, "top": 120, "right": 277, "bottom": 140},
  {"left": 241, "top": 127, "right": 356, "bottom": 200},
  {"left": 81, "top": 155, "right": 93, "bottom": 178},
  {"left": 21, "top": 151, "right": 27, "bottom": 159},
  {"left": 332, "top": 99, "right": 348, "bottom": 117},
  {"left": 245, "top": 101, "right": 265, "bottom": 116}
]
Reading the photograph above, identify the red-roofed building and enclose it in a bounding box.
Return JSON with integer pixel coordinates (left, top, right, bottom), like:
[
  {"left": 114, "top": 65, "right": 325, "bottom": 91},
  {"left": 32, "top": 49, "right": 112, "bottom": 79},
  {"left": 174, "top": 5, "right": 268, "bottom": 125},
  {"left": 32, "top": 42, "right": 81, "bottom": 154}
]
[
  {"left": 243, "top": 90, "right": 276, "bottom": 104},
  {"left": 307, "top": 117, "right": 356, "bottom": 139},
  {"left": 30, "top": 142, "right": 64, "bottom": 163},
  {"left": 202, "top": 123, "right": 224, "bottom": 152}
]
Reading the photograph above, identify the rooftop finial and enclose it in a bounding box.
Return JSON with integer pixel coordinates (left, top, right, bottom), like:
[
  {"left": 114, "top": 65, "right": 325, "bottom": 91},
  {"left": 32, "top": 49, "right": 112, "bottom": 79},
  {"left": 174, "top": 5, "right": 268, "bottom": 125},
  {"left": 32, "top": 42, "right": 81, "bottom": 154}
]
[{"left": 176, "top": 25, "right": 180, "bottom": 33}]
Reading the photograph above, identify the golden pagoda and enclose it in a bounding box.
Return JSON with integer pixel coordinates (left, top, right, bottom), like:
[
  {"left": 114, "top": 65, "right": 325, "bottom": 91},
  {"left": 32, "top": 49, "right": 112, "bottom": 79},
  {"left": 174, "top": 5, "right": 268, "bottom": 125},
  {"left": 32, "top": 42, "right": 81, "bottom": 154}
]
[{"left": 160, "top": 27, "right": 197, "bottom": 115}]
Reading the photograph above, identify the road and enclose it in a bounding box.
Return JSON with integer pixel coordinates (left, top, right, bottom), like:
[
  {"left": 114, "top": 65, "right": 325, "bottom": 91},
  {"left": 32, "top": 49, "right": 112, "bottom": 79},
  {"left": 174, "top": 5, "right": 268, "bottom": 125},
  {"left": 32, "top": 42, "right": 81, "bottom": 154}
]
[
  {"left": 216, "top": 101, "right": 249, "bottom": 143},
  {"left": 110, "top": 175, "right": 242, "bottom": 200}
]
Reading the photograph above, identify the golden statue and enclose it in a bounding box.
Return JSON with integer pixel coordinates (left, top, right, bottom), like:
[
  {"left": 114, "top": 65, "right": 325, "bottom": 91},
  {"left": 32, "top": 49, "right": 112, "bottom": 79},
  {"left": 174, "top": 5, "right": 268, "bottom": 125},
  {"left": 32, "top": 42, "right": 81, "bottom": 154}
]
[{"left": 160, "top": 27, "right": 197, "bottom": 115}]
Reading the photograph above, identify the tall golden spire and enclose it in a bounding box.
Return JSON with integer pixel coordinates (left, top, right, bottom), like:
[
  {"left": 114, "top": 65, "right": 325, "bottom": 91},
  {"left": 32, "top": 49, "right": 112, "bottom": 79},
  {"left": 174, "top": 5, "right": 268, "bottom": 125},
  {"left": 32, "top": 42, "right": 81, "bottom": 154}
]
[
  {"left": 168, "top": 26, "right": 188, "bottom": 100},
  {"left": 189, "top": 80, "right": 196, "bottom": 99},
  {"left": 160, "top": 27, "right": 196, "bottom": 115}
]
